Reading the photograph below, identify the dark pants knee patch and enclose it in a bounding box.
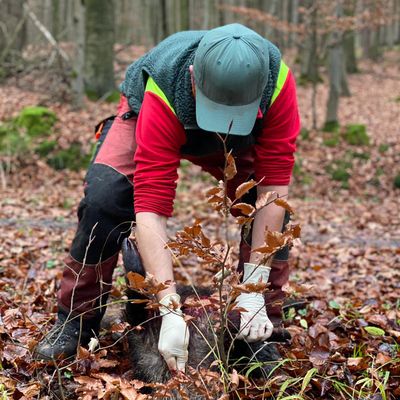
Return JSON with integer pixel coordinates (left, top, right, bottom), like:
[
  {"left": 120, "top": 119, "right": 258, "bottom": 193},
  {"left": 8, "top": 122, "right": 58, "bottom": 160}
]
[{"left": 71, "top": 163, "right": 134, "bottom": 264}]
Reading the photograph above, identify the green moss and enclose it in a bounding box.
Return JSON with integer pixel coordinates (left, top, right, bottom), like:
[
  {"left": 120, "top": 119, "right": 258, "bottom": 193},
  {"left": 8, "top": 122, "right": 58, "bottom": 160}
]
[
  {"left": 349, "top": 150, "right": 370, "bottom": 161},
  {"left": 323, "top": 128, "right": 340, "bottom": 147},
  {"left": 378, "top": 143, "right": 389, "bottom": 153},
  {"left": 323, "top": 136, "right": 340, "bottom": 147},
  {"left": 394, "top": 174, "right": 400, "bottom": 189},
  {"left": 15, "top": 106, "right": 57, "bottom": 137},
  {"left": 35, "top": 140, "right": 57, "bottom": 157},
  {"left": 105, "top": 90, "right": 120, "bottom": 103},
  {"left": 326, "top": 159, "right": 352, "bottom": 186},
  {"left": 323, "top": 121, "right": 340, "bottom": 133},
  {"left": 47, "top": 142, "right": 91, "bottom": 171},
  {"left": 331, "top": 168, "right": 351, "bottom": 182},
  {"left": 0, "top": 123, "right": 30, "bottom": 155},
  {"left": 343, "top": 124, "right": 369, "bottom": 146},
  {"left": 394, "top": 96, "right": 400, "bottom": 103},
  {"left": 85, "top": 89, "right": 99, "bottom": 101},
  {"left": 293, "top": 159, "right": 302, "bottom": 176},
  {"left": 300, "top": 128, "right": 310, "bottom": 140}
]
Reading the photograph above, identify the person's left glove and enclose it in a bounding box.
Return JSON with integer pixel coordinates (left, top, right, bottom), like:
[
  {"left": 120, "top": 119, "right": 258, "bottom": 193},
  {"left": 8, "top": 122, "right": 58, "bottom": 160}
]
[
  {"left": 236, "top": 262, "right": 274, "bottom": 342},
  {"left": 158, "top": 293, "right": 190, "bottom": 372}
]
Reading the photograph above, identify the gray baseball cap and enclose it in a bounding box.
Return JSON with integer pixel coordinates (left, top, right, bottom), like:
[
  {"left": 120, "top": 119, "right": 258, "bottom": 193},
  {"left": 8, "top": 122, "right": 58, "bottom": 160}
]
[{"left": 194, "top": 24, "right": 269, "bottom": 136}]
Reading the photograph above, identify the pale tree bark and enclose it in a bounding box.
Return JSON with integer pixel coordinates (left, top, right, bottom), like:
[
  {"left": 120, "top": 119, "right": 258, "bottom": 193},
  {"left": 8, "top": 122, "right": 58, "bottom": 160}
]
[
  {"left": 72, "top": 0, "right": 85, "bottom": 109},
  {"left": 84, "top": 0, "right": 115, "bottom": 99}
]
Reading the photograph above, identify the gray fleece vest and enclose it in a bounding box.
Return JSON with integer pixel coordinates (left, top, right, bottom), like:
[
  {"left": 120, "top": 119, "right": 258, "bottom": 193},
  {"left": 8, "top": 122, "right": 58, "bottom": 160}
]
[
  {"left": 120, "top": 30, "right": 281, "bottom": 156},
  {"left": 120, "top": 31, "right": 281, "bottom": 127}
]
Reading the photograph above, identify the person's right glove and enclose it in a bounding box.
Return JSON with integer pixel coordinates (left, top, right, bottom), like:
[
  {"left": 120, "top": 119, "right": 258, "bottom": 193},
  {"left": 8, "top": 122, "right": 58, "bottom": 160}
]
[
  {"left": 236, "top": 262, "right": 274, "bottom": 342},
  {"left": 158, "top": 293, "right": 190, "bottom": 372}
]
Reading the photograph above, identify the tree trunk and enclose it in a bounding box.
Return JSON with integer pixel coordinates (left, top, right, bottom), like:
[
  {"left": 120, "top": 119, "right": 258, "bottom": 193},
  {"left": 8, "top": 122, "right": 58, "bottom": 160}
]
[
  {"left": 301, "top": 0, "right": 319, "bottom": 83},
  {"left": 51, "top": 0, "right": 61, "bottom": 41},
  {"left": 343, "top": 31, "right": 358, "bottom": 73},
  {"left": 325, "top": 2, "right": 348, "bottom": 127},
  {"left": 0, "top": 0, "right": 27, "bottom": 66},
  {"left": 72, "top": 0, "right": 85, "bottom": 109},
  {"left": 288, "top": 0, "right": 299, "bottom": 47},
  {"left": 343, "top": 0, "right": 358, "bottom": 73},
  {"left": 84, "top": 0, "right": 115, "bottom": 99},
  {"left": 179, "top": 0, "right": 190, "bottom": 31},
  {"left": 395, "top": 0, "right": 400, "bottom": 44},
  {"left": 368, "top": 28, "right": 381, "bottom": 60}
]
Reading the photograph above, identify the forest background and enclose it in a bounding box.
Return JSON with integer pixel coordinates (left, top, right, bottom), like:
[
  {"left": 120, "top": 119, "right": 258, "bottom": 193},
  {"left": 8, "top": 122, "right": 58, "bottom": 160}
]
[{"left": 0, "top": 0, "right": 399, "bottom": 399}]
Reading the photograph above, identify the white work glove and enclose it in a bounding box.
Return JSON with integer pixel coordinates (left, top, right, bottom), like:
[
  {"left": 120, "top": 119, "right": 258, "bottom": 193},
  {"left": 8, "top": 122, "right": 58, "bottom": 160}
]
[
  {"left": 158, "top": 293, "right": 190, "bottom": 372},
  {"left": 236, "top": 262, "right": 274, "bottom": 342}
]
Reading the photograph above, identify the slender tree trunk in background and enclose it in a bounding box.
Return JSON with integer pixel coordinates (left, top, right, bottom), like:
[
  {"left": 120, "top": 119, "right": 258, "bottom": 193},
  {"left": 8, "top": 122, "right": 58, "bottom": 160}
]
[
  {"left": 160, "top": 0, "right": 168, "bottom": 40},
  {"left": 289, "top": 0, "right": 299, "bottom": 48},
  {"left": 0, "top": 0, "right": 26, "bottom": 72},
  {"left": 179, "top": 0, "right": 190, "bottom": 31},
  {"left": 72, "top": 0, "right": 85, "bottom": 109},
  {"left": 368, "top": 28, "right": 381, "bottom": 60},
  {"left": 85, "top": 0, "right": 115, "bottom": 99},
  {"left": 340, "top": 52, "right": 351, "bottom": 97},
  {"left": 0, "top": 0, "right": 26, "bottom": 53},
  {"left": 65, "top": 0, "right": 74, "bottom": 42},
  {"left": 396, "top": 0, "right": 400, "bottom": 43},
  {"left": 203, "top": 0, "right": 210, "bottom": 29},
  {"left": 307, "top": 3, "right": 319, "bottom": 82},
  {"left": 359, "top": 0, "right": 371, "bottom": 58},
  {"left": 51, "top": 0, "right": 60, "bottom": 41},
  {"left": 343, "top": 31, "right": 358, "bottom": 73},
  {"left": 395, "top": 0, "right": 400, "bottom": 43},
  {"left": 218, "top": 0, "right": 226, "bottom": 25},
  {"left": 280, "top": 0, "right": 289, "bottom": 49},
  {"left": 326, "top": 46, "right": 341, "bottom": 126},
  {"left": 300, "top": 0, "right": 319, "bottom": 129},
  {"left": 325, "top": 2, "right": 348, "bottom": 127},
  {"left": 365, "top": 0, "right": 382, "bottom": 60},
  {"left": 343, "top": 0, "right": 358, "bottom": 73},
  {"left": 385, "top": 0, "right": 395, "bottom": 47}
]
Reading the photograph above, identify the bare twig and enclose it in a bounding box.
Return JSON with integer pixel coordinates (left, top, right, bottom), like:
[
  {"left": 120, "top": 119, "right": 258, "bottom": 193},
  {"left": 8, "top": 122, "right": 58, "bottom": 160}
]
[{"left": 23, "top": 2, "right": 70, "bottom": 64}]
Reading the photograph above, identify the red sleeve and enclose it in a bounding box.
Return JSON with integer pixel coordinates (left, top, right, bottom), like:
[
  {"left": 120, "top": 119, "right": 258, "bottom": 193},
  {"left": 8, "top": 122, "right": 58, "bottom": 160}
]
[
  {"left": 254, "top": 69, "right": 300, "bottom": 185},
  {"left": 134, "top": 92, "right": 186, "bottom": 217}
]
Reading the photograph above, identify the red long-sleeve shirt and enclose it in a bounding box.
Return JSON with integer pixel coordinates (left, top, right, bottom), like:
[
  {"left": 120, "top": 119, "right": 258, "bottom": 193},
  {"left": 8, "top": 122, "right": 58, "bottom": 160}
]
[{"left": 133, "top": 70, "right": 300, "bottom": 217}]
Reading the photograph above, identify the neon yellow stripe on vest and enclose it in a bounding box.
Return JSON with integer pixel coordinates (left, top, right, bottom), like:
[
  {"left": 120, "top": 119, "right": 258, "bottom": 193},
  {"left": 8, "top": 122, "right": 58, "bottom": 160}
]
[
  {"left": 145, "top": 77, "right": 176, "bottom": 115},
  {"left": 270, "top": 61, "right": 289, "bottom": 106}
]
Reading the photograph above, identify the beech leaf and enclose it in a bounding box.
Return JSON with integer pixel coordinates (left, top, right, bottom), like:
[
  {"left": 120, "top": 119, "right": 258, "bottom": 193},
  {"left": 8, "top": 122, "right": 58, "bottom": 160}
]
[
  {"left": 235, "top": 179, "right": 257, "bottom": 200},
  {"left": 206, "top": 187, "right": 222, "bottom": 197},
  {"left": 225, "top": 153, "right": 237, "bottom": 180},
  {"left": 274, "top": 198, "right": 294, "bottom": 214},
  {"left": 231, "top": 203, "right": 255, "bottom": 216},
  {"left": 126, "top": 272, "right": 145, "bottom": 290}
]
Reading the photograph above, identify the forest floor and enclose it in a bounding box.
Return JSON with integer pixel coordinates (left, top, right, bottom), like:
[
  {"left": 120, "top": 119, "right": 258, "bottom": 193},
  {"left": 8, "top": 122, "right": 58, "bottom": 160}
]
[{"left": 0, "top": 48, "right": 399, "bottom": 399}]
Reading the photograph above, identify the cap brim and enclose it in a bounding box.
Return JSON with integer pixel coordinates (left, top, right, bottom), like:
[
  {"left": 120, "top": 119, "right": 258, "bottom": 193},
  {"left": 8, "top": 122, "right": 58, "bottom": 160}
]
[{"left": 195, "top": 87, "right": 260, "bottom": 136}]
